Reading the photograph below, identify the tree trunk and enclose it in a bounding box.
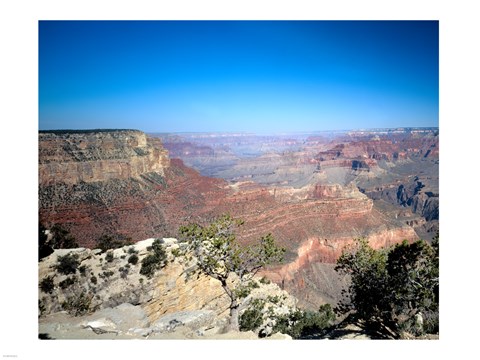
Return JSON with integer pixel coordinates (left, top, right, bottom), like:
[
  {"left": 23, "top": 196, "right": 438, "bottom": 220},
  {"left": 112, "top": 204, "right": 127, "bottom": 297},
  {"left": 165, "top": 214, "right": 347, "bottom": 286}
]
[{"left": 228, "top": 299, "right": 240, "bottom": 332}]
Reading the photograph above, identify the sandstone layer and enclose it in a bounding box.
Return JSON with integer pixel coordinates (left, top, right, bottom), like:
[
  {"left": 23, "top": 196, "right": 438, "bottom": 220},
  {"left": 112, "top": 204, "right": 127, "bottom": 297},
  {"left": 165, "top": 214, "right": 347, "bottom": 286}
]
[{"left": 39, "top": 129, "right": 435, "bottom": 310}]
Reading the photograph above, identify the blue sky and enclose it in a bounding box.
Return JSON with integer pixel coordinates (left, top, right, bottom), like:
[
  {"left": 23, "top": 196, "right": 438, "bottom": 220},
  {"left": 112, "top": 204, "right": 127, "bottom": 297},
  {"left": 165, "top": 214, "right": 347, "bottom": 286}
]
[{"left": 39, "top": 20, "right": 438, "bottom": 133}]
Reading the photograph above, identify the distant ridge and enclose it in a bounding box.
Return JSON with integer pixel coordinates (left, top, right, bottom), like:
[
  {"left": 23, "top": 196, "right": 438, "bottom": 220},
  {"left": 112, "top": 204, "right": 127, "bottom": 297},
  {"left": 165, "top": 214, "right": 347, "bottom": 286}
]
[{"left": 39, "top": 129, "right": 141, "bottom": 134}]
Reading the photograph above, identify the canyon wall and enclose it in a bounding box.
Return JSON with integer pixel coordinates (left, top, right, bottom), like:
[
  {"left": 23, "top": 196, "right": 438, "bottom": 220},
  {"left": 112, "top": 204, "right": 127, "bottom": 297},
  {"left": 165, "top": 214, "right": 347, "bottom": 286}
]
[
  {"left": 39, "top": 129, "right": 431, "bottom": 310},
  {"left": 39, "top": 130, "right": 170, "bottom": 185}
]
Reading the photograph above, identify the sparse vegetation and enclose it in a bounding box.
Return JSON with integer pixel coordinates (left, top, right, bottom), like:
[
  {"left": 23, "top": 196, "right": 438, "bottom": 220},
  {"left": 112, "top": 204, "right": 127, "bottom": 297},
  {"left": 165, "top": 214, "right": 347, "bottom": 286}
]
[
  {"left": 239, "top": 298, "right": 266, "bottom": 332},
  {"left": 271, "top": 304, "right": 336, "bottom": 338},
  {"left": 50, "top": 224, "right": 79, "bottom": 249},
  {"left": 259, "top": 276, "right": 271, "bottom": 285},
  {"left": 55, "top": 253, "right": 80, "bottom": 275},
  {"left": 128, "top": 253, "right": 139, "bottom": 265},
  {"left": 105, "top": 250, "right": 114, "bottom": 262},
  {"left": 61, "top": 291, "right": 93, "bottom": 316},
  {"left": 127, "top": 247, "right": 138, "bottom": 255},
  {"left": 96, "top": 235, "right": 133, "bottom": 253},
  {"left": 119, "top": 266, "right": 129, "bottom": 279},
  {"left": 239, "top": 299, "right": 335, "bottom": 339},
  {"left": 171, "top": 248, "right": 181, "bottom": 257},
  {"left": 78, "top": 264, "right": 89, "bottom": 276},
  {"left": 38, "top": 223, "right": 53, "bottom": 260},
  {"left": 179, "top": 214, "right": 285, "bottom": 332},
  {"left": 39, "top": 275, "right": 55, "bottom": 294},
  {"left": 140, "top": 239, "right": 167, "bottom": 278},
  {"left": 59, "top": 276, "right": 77, "bottom": 289}
]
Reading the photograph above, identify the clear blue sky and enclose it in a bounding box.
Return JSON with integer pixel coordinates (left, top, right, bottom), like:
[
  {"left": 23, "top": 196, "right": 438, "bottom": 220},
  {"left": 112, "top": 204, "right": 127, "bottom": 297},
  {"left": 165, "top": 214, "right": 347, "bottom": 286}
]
[{"left": 39, "top": 20, "right": 438, "bottom": 133}]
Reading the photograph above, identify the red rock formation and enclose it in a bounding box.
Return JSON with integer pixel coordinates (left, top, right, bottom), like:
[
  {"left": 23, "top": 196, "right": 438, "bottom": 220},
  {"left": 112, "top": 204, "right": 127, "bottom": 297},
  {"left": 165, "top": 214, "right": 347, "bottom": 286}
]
[{"left": 39, "top": 129, "right": 426, "bottom": 310}]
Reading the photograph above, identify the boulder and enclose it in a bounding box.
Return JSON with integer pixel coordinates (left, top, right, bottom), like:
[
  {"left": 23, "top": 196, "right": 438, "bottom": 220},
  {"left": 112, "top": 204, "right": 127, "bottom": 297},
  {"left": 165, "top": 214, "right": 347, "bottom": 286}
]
[{"left": 82, "top": 303, "right": 150, "bottom": 333}]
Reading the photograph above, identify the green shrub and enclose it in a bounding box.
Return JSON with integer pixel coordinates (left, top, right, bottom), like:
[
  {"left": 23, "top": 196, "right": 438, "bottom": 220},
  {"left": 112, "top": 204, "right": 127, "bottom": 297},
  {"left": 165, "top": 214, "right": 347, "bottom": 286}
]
[
  {"left": 50, "top": 224, "right": 79, "bottom": 249},
  {"left": 96, "top": 235, "right": 133, "bottom": 253},
  {"left": 102, "top": 270, "right": 114, "bottom": 278},
  {"left": 335, "top": 237, "right": 439, "bottom": 336},
  {"left": 55, "top": 253, "right": 80, "bottom": 275},
  {"left": 90, "top": 275, "right": 97, "bottom": 285},
  {"left": 39, "top": 276, "right": 55, "bottom": 294},
  {"left": 140, "top": 253, "right": 165, "bottom": 278},
  {"left": 59, "top": 276, "right": 77, "bottom": 289},
  {"left": 139, "top": 239, "right": 167, "bottom": 278},
  {"left": 259, "top": 276, "right": 271, "bottom": 285},
  {"left": 78, "top": 265, "right": 89, "bottom": 276},
  {"left": 105, "top": 251, "right": 114, "bottom": 263},
  {"left": 240, "top": 299, "right": 265, "bottom": 331},
  {"left": 272, "top": 304, "right": 336, "bottom": 339},
  {"left": 128, "top": 254, "right": 139, "bottom": 265}
]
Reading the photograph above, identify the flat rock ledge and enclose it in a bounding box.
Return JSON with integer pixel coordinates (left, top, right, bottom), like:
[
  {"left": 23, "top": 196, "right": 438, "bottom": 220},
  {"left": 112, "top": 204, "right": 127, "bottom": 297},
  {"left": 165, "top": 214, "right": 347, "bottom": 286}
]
[{"left": 39, "top": 303, "right": 292, "bottom": 340}]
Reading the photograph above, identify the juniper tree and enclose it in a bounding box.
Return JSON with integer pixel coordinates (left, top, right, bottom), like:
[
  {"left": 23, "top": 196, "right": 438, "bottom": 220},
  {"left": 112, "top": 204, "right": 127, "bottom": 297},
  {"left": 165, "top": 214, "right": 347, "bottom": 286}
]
[
  {"left": 179, "top": 215, "right": 285, "bottom": 332},
  {"left": 335, "top": 236, "right": 439, "bottom": 336}
]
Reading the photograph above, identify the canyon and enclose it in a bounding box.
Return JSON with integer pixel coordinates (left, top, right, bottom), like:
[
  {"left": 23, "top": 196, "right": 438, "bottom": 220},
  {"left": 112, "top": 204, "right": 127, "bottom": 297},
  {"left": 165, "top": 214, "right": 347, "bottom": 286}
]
[{"left": 39, "top": 128, "right": 439, "bottom": 311}]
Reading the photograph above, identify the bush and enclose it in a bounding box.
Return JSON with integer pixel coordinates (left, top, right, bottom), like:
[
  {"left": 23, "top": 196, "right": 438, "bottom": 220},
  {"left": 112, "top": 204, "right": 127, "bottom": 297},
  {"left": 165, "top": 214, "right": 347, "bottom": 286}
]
[
  {"left": 272, "top": 305, "right": 336, "bottom": 339},
  {"left": 90, "top": 275, "right": 97, "bottom": 285},
  {"left": 96, "top": 235, "right": 133, "bottom": 253},
  {"left": 128, "top": 254, "right": 139, "bottom": 265},
  {"left": 39, "top": 223, "right": 53, "bottom": 261},
  {"left": 78, "top": 265, "right": 89, "bottom": 276},
  {"left": 140, "top": 253, "right": 165, "bottom": 278},
  {"left": 240, "top": 299, "right": 265, "bottom": 332},
  {"left": 105, "top": 251, "right": 114, "bottom": 263},
  {"left": 259, "top": 276, "right": 271, "bottom": 285},
  {"left": 50, "top": 224, "right": 79, "bottom": 249},
  {"left": 61, "top": 291, "right": 92, "bottom": 316},
  {"left": 59, "top": 276, "right": 77, "bottom": 289},
  {"left": 139, "top": 239, "right": 167, "bottom": 278},
  {"left": 335, "top": 236, "right": 439, "bottom": 336},
  {"left": 55, "top": 253, "right": 80, "bottom": 275},
  {"left": 39, "top": 276, "right": 55, "bottom": 294}
]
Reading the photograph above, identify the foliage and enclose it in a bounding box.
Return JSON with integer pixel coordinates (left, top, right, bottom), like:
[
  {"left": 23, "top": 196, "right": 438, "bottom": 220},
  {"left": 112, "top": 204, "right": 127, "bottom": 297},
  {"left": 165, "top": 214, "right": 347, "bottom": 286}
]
[
  {"left": 61, "top": 291, "right": 93, "bottom": 316},
  {"left": 55, "top": 253, "right": 80, "bottom": 275},
  {"left": 139, "top": 239, "right": 167, "bottom": 278},
  {"left": 271, "top": 304, "right": 336, "bottom": 339},
  {"left": 38, "top": 223, "right": 53, "bottom": 261},
  {"left": 335, "top": 236, "right": 439, "bottom": 336},
  {"left": 105, "top": 250, "right": 114, "bottom": 263},
  {"left": 239, "top": 300, "right": 336, "bottom": 338},
  {"left": 179, "top": 214, "right": 285, "bottom": 331},
  {"left": 59, "top": 276, "right": 77, "bottom": 289},
  {"left": 39, "top": 223, "right": 78, "bottom": 260},
  {"left": 78, "top": 264, "right": 90, "bottom": 276},
  {"left": 90, "top": 275, "right": 98, "bottom": 285},
  {"left": 50, "top": 224, "right": 79, "bottom": 249},
  {"left": 128, "top": 253, "right": 139, "bottom": 265},
  {"left": 239, "top": 298, "right": 266, "bottom": 331},
  {"left": 96, "top": 235, "right": 133, "bottom": 253},
  {"left": 259, "top": 276, "right": 271, "bottom": 285},
  {"left": 39, "top": 275, "right": 55, "bottom": 294}
]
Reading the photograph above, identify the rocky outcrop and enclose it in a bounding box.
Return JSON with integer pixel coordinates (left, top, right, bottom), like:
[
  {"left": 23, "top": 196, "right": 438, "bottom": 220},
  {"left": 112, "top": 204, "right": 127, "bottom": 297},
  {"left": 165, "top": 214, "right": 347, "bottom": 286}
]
[
  {"left": 38, "top": 130, "right": 229, "bottom": 247},
  {"left": 38, "top": 238, "right": 297, "bottom": 339},
  {"left": 39, "top": 130, "right": 170, "bottom": 185}
]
